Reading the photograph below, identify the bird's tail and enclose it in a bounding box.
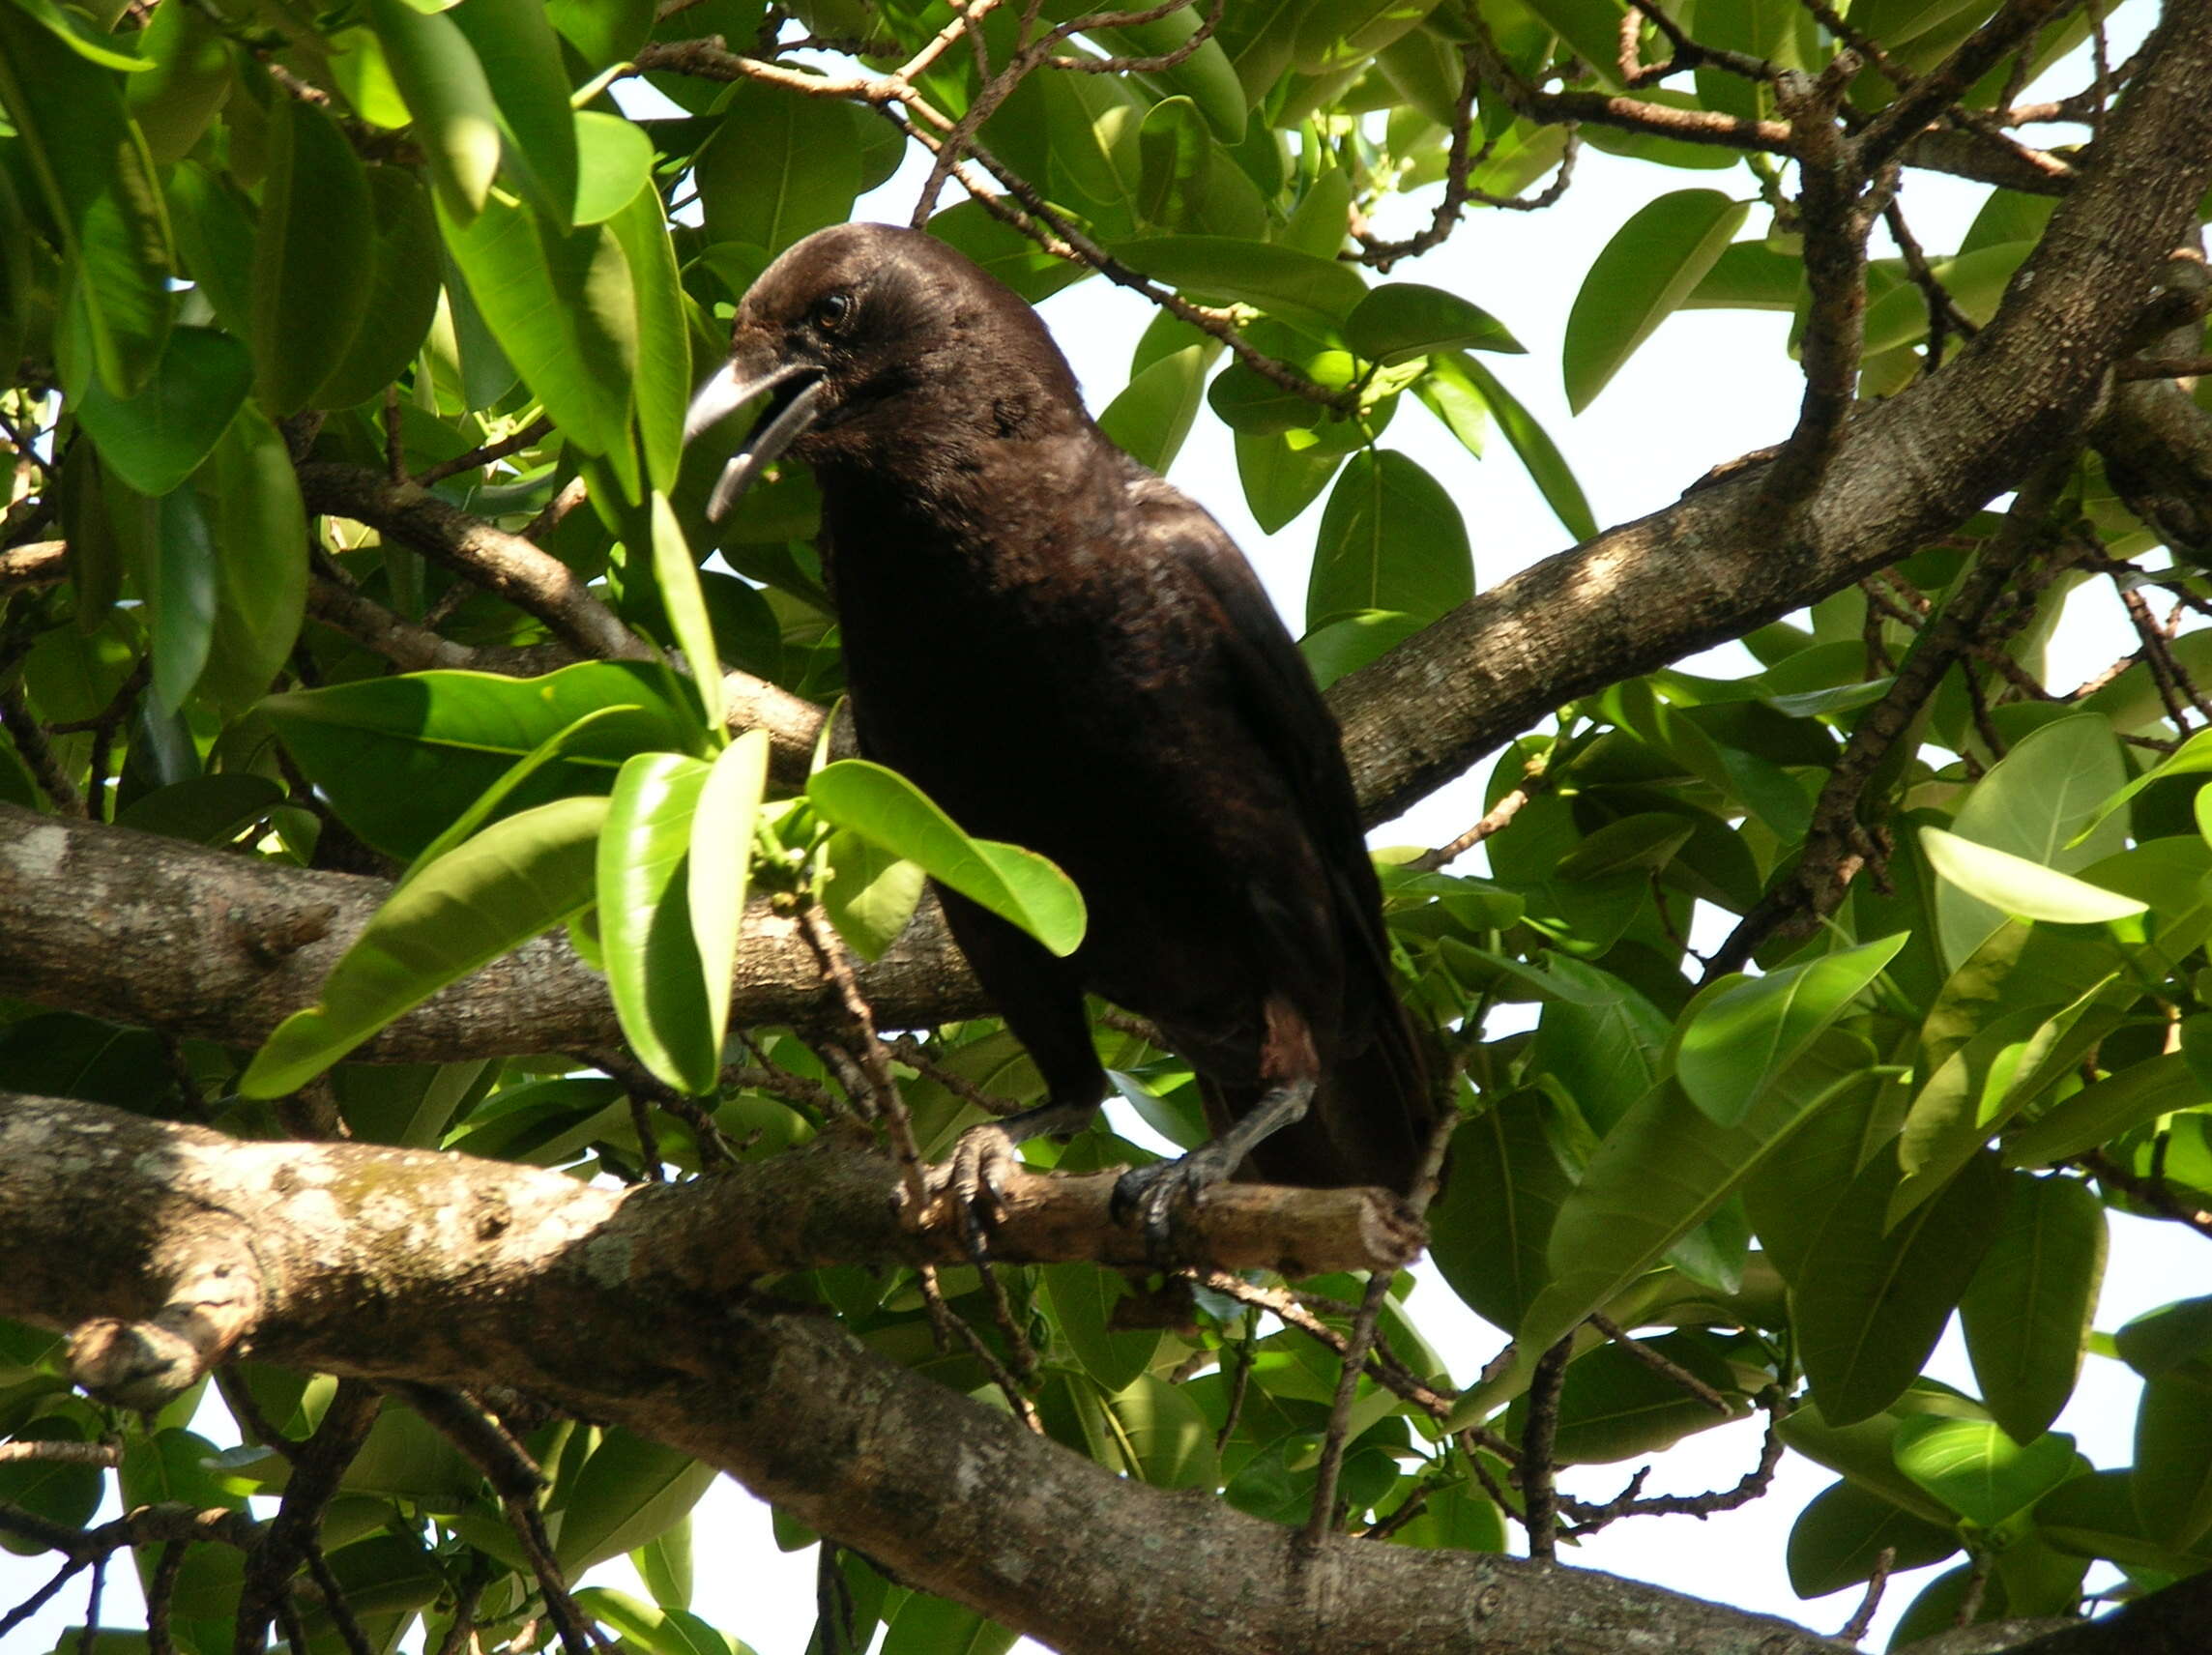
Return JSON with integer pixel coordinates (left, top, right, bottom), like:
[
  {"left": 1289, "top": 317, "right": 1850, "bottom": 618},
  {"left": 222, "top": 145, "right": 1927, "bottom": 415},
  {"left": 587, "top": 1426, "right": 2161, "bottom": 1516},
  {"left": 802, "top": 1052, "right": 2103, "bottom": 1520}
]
[{"left": 1209, "top": 999, "right": 1442, "bottom": 1197}]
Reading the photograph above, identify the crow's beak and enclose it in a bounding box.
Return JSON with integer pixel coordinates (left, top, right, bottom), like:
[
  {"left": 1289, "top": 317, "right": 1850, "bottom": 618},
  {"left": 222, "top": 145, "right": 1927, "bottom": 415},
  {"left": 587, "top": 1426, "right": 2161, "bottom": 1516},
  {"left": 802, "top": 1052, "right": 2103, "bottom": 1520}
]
[{"left": 684, "top": 354, "right": 829, "bottom": 521}]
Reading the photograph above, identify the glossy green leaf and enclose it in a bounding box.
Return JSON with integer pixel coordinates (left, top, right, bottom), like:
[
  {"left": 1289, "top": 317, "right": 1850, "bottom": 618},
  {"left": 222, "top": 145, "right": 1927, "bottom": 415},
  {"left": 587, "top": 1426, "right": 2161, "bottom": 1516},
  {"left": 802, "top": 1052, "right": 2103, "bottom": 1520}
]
[
  {"left": 649, "top": 493, "right": 723, "bottom": 730},
  {"left": 606, "top": 179, "right": 690, "bottom": 494},
  {"left": 2114, "top": 1295, "right": 2212, "bottom": 1380},
  {"left": 397, "top": 707, "right": 639, "bottom": 888},
  {"left": 1299, "top": 609, "right": 1424, "bottom": 691},
  {"left": 449, "top": 0, "right": 578, "bottom": 227},
  {"left": 1427, "top": 1092, "right": 1572, "bottom": 1332},
  {"left": 310, "top": 165, "right": 442, "bottom": 411},
  {"left": 1347, "top": 283, "right": 1523, "bottom": 363},
  {"left": 163, "top": 160, "right": 254, "bottom": 338},
  {"left": 243, "top": 795, "right": 607, "bottom": 1094},
  {"left": 694, "top": 80, "right": 860, "bottom": 257},
  {"left": 554, "top": 1429, "right": 718, "bottom": 1573},
  {"left": 262, "top": 661, "right": 699, "bottom": 859},
  {"left": 370, "top": 0, "right": 502, "bottom": 224},
  {"left": 0, "top": 1, "right": 172, "bottom": 395},
  {"left": 808, "top": 760, "right": 1086, "bottom": 957},
  {"left": 1135, "top": 96, "right": 1210, "bottom": 230},
  {"left": 882, "top": 1592, "right": 1018, "bottom": 1655},
  {"left": 73, "top": 324, "right": 249, "bottom": 497},
  {"left": 1091, "top": 3, "right": 1245, "bottom": 139},
  {"left": 1039, "top": 1263, "right": 1162, "bottom": 1394},
  {"left": 2135, "top": 1368, "right": 2212, "bottom": 1549},
  {"left": 196, "top": 402, "right": 308, "bottom": 710},
  {"left": 1786, "top": 1478, "right": 1960, "bottom": 1599},
  {"left": 1494, "top": 1048, "right": 1879, "bottom": 1382},
  {"left": 1792, "top": 1151, "right": 2007, "bottom": 1427},
  {"left": 1235, "top": 429, "right": 1343, "bottom": 534},
  {"left": 105, "top": 472, "right": 216, "bottom": 714},
  {"left": 689, "top": 731, "right": 770, "bottom": 1070},
  {"left": 1307, "top": 449, "right": 1472, "bottom": 633},
  {"left": 1676, "top": 935, "right": 1905, "bottom": 1128},
  {"left": 126, "top": 0, "right": 232, "bottom": 166},
  {"left": 545, "top": 0, "right": 655, "bottom": 69},
  {"left": 1098, "top": 341, "right": 1217, "bottom": 474},
  {"left": 1934, "top": 713, "right": 2130, "bottom": 970},
  {"left": 573, "top": 109, "right": 655, "bottom": 225},
  {"left": 1894, "top": 1417, "right": 2079, "bottom": 1526},
  {"left": 438, "top": 186, "right": 638, "bottom": 484},
  {"left": 1922, "top": 827, "right": 2147, "bottom": 928},
  {"left": 251, "top": 96, "right": 374, "bottom": 416},
  {"left": 1564, "top": 189, "right": 1748, "bottom": 412},
  {"left": 1683, "top": 239, "right": 1803, "bottom": 311},
  {"left": 820, "top": 828, "right": 926, "bottom": 962},
  {"left": 570, "top": 1589, "right": 734, "bottom": 1655},
  {"left": 2002, "top": 1051, "right": 2211, "bottom": 1169},
  {"left": 1101, "top": 1372, "right": 1214, "bottom": 1490},
  {"left": 600, "top": 752, "right": 717, "bottom": 1094},
  {"left": 1110, "top": 235, "right": 1366, "bottom": 331},
  {"left": 1435, "top": 350, "right": 1597, "bottom": 542},
  {"left": 1959, "top": 1174, "right": 2106, "bottom": 1444},
  {"left": 113, "top": 773, "right": 284, "bottom": 845}
]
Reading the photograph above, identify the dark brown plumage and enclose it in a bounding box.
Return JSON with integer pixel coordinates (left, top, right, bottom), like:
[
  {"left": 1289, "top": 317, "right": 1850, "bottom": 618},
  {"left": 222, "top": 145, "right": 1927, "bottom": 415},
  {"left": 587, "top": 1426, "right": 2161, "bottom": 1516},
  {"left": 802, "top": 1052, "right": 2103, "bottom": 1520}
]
[{"left": 686, "top": 222, "right": 1434, "bottom": 1234}]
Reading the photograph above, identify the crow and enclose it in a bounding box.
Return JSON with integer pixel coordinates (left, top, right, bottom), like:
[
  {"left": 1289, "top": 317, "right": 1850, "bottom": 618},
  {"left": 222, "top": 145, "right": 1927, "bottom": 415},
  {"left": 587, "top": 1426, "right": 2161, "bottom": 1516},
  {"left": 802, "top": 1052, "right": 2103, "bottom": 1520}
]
[{"left": 686, "top": 222, "right": 1435, "bottom": 1239}]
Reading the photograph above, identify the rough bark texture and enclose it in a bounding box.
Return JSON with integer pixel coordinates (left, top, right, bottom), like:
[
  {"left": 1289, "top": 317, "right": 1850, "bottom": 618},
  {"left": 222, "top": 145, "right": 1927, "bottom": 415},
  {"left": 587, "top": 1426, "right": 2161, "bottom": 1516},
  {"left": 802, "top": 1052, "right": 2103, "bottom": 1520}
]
[{"left": 1, "top": 1090, "right": 2188, "bottom": 1655}]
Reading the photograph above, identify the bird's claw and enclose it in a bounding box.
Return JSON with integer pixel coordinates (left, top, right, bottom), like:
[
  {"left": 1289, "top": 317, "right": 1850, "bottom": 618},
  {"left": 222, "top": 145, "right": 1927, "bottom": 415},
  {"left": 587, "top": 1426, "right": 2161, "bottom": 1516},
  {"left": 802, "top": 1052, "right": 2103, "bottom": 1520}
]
[
  {"left": 1110, "top": 1149, "right": 1232, "bottom": 1263},
  {"left": 928, "top": 1122, "right": 1024, "bottom": 1258}
]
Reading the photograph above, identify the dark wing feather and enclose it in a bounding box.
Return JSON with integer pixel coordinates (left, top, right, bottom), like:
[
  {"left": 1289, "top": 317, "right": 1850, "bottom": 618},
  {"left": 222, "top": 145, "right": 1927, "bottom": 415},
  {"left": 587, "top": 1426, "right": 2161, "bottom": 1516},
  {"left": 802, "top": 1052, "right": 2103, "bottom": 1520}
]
[{"left": 1136, "top": 483, "right": 1435, "bottom": 1190}]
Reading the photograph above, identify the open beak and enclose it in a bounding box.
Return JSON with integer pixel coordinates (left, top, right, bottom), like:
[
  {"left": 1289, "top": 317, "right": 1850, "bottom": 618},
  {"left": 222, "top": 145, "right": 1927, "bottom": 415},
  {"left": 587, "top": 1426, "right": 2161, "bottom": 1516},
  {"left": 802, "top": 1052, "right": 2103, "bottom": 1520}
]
[{"left": 684, "top": 354, "right": 829, "bottom": 521}]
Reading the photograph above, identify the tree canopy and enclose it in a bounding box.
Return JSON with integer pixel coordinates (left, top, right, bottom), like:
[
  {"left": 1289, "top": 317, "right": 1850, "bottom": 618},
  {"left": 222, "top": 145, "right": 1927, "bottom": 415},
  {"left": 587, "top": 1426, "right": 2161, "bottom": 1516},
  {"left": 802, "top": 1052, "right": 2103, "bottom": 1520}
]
[{"left": 3, "top": 0, "right": 2212, "bottom": 1652}]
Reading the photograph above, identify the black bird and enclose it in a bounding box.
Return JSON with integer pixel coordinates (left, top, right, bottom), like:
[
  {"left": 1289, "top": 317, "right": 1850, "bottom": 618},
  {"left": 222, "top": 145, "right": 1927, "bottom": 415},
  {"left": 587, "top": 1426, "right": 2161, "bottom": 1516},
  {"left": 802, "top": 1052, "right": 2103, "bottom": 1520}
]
[{"left": 686, "top": 222, "right": 1434, "bottom": 1234}]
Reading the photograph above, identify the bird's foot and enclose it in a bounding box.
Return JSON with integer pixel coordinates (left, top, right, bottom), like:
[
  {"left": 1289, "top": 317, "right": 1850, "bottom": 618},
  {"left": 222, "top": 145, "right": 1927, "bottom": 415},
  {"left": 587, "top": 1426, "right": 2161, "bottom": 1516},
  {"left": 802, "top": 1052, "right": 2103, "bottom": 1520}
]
[
  {"left": 927, "top": 1121, "right": 1027, "bottom": 1257},
  {"left": 1110, "top": 1145, "right": 1238, "bottom": 1263}
]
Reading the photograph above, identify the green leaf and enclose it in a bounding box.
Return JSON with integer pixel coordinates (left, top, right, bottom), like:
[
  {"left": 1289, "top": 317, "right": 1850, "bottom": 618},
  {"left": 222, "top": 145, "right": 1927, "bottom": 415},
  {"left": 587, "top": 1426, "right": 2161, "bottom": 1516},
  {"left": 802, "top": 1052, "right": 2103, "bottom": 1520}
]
[
  {"left": 1934, "top": 713, "right": 2130, "bottom": 971},
  {"left": 1786, "top": 1478, "right": 1960, "bottom": 1599},
  {"left": 1426, "top": 1092, "right": 1573, "bottom": 1332},
  {"left": 648, "top": 493, "right": 723, "bottom": 730},
  {"left": 1347, "top": 283, "right": 1523, "bottom": 363},
  {"left": 310, "top": 165, "right": 443, "bottom": 411},
  {"left": 1235, "top": 428, "right": 1343, "bottom": 534},
  {"left": 1791, "top": 1151, "right": 2008, "bottom": 1427},
  {"left": 571, "top": 1589, "right": 737, "bottom": 1655},
  {"left": 1683, "top": 239, "right": 1804, "bottom": 311},
  {"left": 369, "top": 0, "right": 502, "bottom": 224},
  {"left": 113, "top": 773, "right": 284, "bottom": 845},
  {"left": 694, "top": 80, "right": 861, "bottom": 257},
  {"left": 0, "top": 0, "right": 172, "bottom": 395},
  {"left": 448, "top": 0, "right": 578, "bottom": 227},
  {"left": 397, "top": 706, "right": 638, "bottom": 887},
  {"left": 1922, "top": 827, "right": 2147, "bottom": 927},
  {"left": 1100, "top": 1373, "right": 1215, "bottom": 1490},
  {"left": 2136, "top": 1368, "right": 2212, "bottom": 1549},
  {"left": 163, "top": 160, "right": 254, "bottom": 339},
  {"left": 689, "top": 731, "right": 770, "bottom": 1072},
  {"left": 1135, "top": 95, "right": 1210, "bottom": 229},
  {"left": 554, "top": 1429, "right": 718, "bottom": 1573},
  {"left": 1563, "top": 189, "right": 1748, "bottom": 412},
  {"left": 106, "top": 472, "right": 216, "bottom": 714},
  {"left": 438, "top": 186, "right": 638, "bottom": 484},
  {"left": 1109, "top": 235, "right": 1366, "bottom": 331},
  {"left": 1523, "top": 1332, "right": 1746, "bottom": 1464},
  {"left": 1676, "top": 935, "right": 1906, "bottom": 1128},
  {"left": 882, "top": 1593, "right": 1017, "bottom": 1655},
  {"left": 1039, "top": 1263, "right": 1161, "bottom": 1394},
  {"left": 251, "top": 95, "right": 374, "bottom": 416},
  {"left": 242, "top": 795, "right": 607, "bottom": 1095},
  {"left": 262, "top": 661, "right": 700, "bottom": 859},
  {"left": 2113, "top": 1295, "right": 2212, "bottom": 1379},
  {"left": 1434, "top": 351, "right": 1597, "bottom": 542},
  {"left": 820, "top": 828, "right": 926, "bottom": 962},
  {"left": 1490, "top": 1047, "right": 1877, "bottom": 1387},
  {"left": 125, "top": 0, "right": 232, "bottom": 167},
  {"left": 1306, "top": 449, "right": 1472, "bottom": 633},
  {"left": 1959, "top": 1174, "right": 2107, "bottom": 1443},
  {"left": 573, "top": 109, "right": 655, "bottom": 225},
  {"left": 605, "top": 179, "right": 690, "bottom": 495},
  {"left": 600, "top": 752, "right": 718, "bottom": 1095},
  {"left": 196, "top": 402, "right": 308, "bottom": 710},
  {"left": 73, "top": 324, "right": 250, "bottom": 496},
  {"left": 1894, "top": 1417, "right": 2080, "bottom": 1526},
  {"left": 2002, "top": 1051, "right": 2210, "bottom": 1169},
  {"left": 808, "top": 760, "right": 1086, "bottom": 957},
  {"left": 1299, "top": 609, "right": 1423, "bottom": 691},
  {"left": 1098, "top": 341, "right": 1218, "bottom": 474}
]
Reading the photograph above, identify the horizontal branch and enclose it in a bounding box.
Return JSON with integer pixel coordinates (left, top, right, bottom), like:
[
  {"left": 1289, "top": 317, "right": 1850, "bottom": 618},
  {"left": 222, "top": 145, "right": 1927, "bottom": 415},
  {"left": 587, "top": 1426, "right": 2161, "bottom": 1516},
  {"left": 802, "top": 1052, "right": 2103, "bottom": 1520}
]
[{"left": 5, "top": 1088, "right": 2191, "bottom": 1655}]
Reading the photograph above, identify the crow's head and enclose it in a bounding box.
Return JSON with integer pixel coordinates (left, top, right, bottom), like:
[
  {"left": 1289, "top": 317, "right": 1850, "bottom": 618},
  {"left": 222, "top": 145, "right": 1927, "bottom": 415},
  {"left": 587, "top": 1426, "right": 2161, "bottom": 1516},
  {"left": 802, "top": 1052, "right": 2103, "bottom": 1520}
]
[{"left": 684, "top": 222, "right": 1085, "bottom": 518}]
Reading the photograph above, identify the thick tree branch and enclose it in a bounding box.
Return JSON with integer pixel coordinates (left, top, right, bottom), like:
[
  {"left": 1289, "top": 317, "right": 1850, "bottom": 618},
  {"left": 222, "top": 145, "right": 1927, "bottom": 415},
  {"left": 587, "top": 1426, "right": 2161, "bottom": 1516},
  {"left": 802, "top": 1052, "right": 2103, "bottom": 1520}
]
[{"left": 3, "top": 1089, "right": 2192, "bottom": 1655}]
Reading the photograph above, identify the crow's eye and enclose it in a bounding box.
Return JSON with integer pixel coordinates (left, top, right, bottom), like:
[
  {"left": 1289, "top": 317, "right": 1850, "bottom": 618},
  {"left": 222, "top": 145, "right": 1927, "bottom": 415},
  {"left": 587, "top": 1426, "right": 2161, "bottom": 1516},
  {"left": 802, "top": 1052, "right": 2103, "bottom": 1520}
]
[{"left": 813, "top": 292, "right": 853, "bottom": 334}]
